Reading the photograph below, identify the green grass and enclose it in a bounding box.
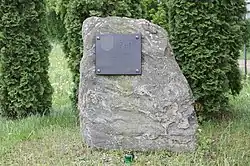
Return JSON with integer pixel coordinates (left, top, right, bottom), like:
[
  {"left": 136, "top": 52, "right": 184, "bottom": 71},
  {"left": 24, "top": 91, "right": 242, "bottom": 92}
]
[{"left": 1, "top": 44, "right": 250, "bottom": 165}]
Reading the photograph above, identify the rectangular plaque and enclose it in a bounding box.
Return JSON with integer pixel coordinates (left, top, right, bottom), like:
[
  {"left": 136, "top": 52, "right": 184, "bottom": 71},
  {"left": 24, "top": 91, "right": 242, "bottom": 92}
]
[{"left": 95, "top": 33, "right": 142, "bottom": 75}]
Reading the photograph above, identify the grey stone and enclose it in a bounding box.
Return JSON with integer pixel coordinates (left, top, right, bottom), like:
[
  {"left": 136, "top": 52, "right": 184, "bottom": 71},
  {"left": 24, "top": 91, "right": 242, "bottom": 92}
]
[{"left": 79, "top": 16, "right": 198, "bottom": 152}]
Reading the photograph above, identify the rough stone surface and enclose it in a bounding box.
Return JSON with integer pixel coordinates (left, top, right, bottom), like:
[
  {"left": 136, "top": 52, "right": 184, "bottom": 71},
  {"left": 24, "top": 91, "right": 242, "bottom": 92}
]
[{"left": 79, "top": 16, "right": 198, "bottom": 152}]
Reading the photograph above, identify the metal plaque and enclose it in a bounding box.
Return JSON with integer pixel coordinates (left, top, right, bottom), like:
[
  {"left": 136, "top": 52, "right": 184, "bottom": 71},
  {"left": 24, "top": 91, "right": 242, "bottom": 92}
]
[{"left": 95, "top": 33, "right": 142, "bottom": 75}]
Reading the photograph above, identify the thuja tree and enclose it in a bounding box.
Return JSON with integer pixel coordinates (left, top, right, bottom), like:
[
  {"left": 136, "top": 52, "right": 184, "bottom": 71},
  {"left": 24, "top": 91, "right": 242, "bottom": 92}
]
[
  {"left": 244, "top": 19, "right": 250, "bottom": 47},
  {"left": 169, "top": 0, "right": 246, "bottom": 119},
  {"left": 63, "top": 0, "right": 143, "bottom": 110},
  {"left": 0, "top": 0, "right": 53, "bottom": 118},
  {"left": 141, "top": 0, "right": 169, "bottom": 31},
  {"left": 45, "top": 0, "right": 68, "bottom": 42},
  {"left": 46, "top": 8, "right": 66, "bottom": 42}
]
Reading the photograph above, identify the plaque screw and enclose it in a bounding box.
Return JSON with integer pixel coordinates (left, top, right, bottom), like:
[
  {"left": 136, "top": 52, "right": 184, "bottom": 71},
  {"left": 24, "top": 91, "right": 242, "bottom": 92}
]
[
  {"left": 96, "top": 36, "right": 100, "bottom": 40},
  {"left": 97, "top": 69, "right": 101, "bottom": 73},
  {"left": 136, "top": 36, "right": 139, "bottom": 39},
  {"left": 136, "top": 69, "right": 140, "bottom": 73}
]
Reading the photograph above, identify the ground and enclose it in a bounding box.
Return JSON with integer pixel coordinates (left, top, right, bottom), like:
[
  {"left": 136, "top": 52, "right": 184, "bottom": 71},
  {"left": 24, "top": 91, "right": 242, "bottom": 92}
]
[{"left": 0, "top": 44, "right": 250, "bottom": 166}]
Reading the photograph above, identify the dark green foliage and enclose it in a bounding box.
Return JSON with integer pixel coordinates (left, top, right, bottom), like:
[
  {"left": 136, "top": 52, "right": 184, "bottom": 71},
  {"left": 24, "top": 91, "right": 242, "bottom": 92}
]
[
  {"left": 244, "top": 19, "right": 250, "bottom": 47},
  {"left": 141, "top": 0, "right": 159, "bottom": 20},
  {"left": 141, "top": 0, "right": 169, "bottom": 31},
  {"left": 0, "top": 0, "right": 53, "bottom": 119},
  {"left": 46, "top": 10, "right": 66, "bottom": 42},
  {"left": 63, "top": 0, "right": 143, "bottom": 110},
  {"left": 169, "top": 0, "right": 246, "bottom": 119},
  {"left": 151, "top": 2, "right": 169, "bottom": 31},
  {"left": 45, "top": 0, "right": 67, "bottom": 42}
]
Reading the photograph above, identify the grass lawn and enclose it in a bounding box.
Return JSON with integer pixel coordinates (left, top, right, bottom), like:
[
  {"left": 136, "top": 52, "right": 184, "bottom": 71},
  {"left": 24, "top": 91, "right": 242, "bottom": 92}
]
[{"left": 1, "top": 44, "right": 250, "bottom": 166}]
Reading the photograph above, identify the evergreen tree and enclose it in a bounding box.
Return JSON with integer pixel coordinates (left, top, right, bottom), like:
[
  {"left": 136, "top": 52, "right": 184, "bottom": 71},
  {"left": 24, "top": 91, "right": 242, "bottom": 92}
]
[
  {"left": 0, "top": 0, "right": 53, "bottom": 118},
  {"left": 169, "top": 0, "right": 246, "bottom": 119}
]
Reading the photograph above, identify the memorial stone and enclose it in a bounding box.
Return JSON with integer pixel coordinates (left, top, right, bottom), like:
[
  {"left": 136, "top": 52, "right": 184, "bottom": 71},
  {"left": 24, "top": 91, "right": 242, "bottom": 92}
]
[{"left": 79, "top": 16, "right": 198, "bottom": 152}]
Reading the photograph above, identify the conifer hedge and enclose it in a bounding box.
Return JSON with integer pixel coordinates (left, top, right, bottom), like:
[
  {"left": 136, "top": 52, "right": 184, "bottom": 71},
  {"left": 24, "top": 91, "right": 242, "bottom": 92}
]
[
  {"left": 141, "top": 0, "right": 169, "bottom": 31},
  {"left": 0, "top": 0, "right": 53, "bottom": 118},
  {"left": 63, "top": 0, "right": 143, "bottom": 110},
  {"left": 45, "top": 0, "right": 67, "bottom": 42},
  {"left": 168, "top": 0, "right": 246, "bottom": 119},
  {"left": 46, "top": 10, "right": 66, "bottom": 42}
]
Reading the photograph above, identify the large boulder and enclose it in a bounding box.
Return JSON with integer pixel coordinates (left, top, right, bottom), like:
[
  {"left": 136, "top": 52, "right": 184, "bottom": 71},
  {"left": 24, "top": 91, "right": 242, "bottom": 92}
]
[{"left": 79, "top": 16, "right": 198, "bottom": 152}]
